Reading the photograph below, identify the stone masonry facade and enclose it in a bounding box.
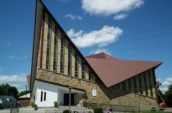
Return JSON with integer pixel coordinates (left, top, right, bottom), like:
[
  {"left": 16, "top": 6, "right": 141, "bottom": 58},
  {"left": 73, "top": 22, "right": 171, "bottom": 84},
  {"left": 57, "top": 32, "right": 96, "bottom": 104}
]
[{"left": 36, "top": 69, "right": 157, "bottom": 106}]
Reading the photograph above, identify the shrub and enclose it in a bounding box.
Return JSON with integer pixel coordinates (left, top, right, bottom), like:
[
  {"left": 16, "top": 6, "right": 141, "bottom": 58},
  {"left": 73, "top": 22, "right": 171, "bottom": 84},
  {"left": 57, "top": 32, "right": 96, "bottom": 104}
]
[
  {"left": 94, "top": 108, "right": 103, "bottom": 113},
  {"left": 73, "top": 111, "right": 79, "bottom": 113},
  {"left": 63, "top": 109, "right": 71, "bottom": 113},
  {"left": 30, "top": 100, "right": 35, "bottom": 108},
  {"left": 34, "top": 104, "right": 38, "bottom": 110},
  {"left": 88, "top": 111, "right": 93, "bottom": 113},
  {"left": 54, "top": 101, "right": 58, "bottom": 108}
]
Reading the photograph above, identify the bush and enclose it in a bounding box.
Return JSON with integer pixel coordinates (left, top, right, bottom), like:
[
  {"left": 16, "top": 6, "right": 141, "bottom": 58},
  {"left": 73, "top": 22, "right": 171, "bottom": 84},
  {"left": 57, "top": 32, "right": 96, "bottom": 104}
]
[
  {"left": 34, "top": 104, "right": 38, "bottom": 110},
  {"left": 30, "top": 100, "right": 35, "bottom": 108},
  {"left": 94, "top": 108, "right": 103, "bottom": 113},
  {"left": 73, "top": 111, "right": 79, "bottom": 113},
  {"left": 88, "top": 111, "right": 93, "bottom": 113},
  {"left": 63, "top": 109, "right": 71, "bottom": 113},
  {"left": 54, "top": 101, "right": 58, "bottom": 108}
]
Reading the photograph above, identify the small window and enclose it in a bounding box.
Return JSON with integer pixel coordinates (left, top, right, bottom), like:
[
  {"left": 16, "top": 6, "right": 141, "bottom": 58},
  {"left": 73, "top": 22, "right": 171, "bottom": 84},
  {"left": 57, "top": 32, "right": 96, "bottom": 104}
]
[
  {"left": 40, "top": 91, "right": 43, "bottom": 102},
  {"left": 44, "top": 92, "right": 46, "bottom": 101}
]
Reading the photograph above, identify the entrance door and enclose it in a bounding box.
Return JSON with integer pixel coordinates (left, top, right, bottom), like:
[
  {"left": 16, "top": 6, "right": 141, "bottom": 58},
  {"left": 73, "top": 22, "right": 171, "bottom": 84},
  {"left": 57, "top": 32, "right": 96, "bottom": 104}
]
[{"left": 64, "top": 93, "right": 74, "bottom": 106}]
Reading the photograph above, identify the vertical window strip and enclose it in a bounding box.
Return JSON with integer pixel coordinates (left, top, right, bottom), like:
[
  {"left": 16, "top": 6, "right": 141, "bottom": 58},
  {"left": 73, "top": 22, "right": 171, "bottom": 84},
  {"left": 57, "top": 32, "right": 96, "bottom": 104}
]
[
  {"left": 128, "top": 79, "right": 132, "bottom": 92},
  {"left": 82, "top": 62, "right": 85, "bottom": 79},
  {"left": 46, "top": 17, "right": 51, "bottom": 70},
  {"left": 139, "top": 75, "right": 143, "bottom": 94},
  {"left": 44, "top": 92, "right": 46, "bottom": 101},
  {"left": 75, "top": 52, "right": 78, "bottom": 77},
  {"left": 143, "top": 73, "right": 148, "bottom": 96},
  {"left": 40, "top": 91, "right": 43, "bottom": 102},
  {"left": 149, "top": 70, "right": 153, "bottom": 97},
  {"left": 40, "top": 12, "right": 45, "bottom": 69},
  {"left": 60, "top": 33, "right": 64, "bottom": 74},
  {"left": 88, "top": 70, "right": 92, "bottom": 81},
  {"left": 53, "top": 27, "right": 57, "bottom": 72},
  {"left": 133, "top": 77, "right": 137, "bottom": 93},
  {"left": 68, "top": 44, "right": 71, "bottom": 75},
  {"left": 152, "top": 70, "right": 156, "bottom": 87}
]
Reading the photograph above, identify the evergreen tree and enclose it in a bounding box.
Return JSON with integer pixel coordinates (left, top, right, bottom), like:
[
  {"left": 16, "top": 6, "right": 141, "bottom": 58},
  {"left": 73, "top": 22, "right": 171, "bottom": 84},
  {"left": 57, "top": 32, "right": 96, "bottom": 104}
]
[
  {"left": 0, "top": 84, "right": 18, "bottom": 99},
  {"left": 164, "top": 85, "right": 172, "bottom": 107}
]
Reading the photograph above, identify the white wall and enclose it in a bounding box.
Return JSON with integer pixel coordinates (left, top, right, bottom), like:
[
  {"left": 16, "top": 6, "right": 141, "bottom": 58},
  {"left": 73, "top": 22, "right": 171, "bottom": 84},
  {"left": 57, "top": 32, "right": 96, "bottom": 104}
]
[
  {"left": 33, "top": 80, "right": 68, "bottom": 107},
  {"left": 32, "top": 80, "right": 85, "bottom": 107}
]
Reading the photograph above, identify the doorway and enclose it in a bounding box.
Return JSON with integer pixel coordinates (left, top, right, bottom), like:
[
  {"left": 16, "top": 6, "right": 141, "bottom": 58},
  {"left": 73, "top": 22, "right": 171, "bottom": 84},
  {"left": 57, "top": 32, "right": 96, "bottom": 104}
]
[{"left": 64, "top": 93, "right": 74, "bottom": 106}]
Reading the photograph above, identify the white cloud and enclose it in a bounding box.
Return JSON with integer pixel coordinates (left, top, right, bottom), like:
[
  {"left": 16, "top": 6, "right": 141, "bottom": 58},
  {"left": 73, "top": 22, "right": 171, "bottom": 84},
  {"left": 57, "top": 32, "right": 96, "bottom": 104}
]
[
  {"left": 82, "top": 0, "right": 143, "bottom": 16},
  {"left": 91, "top": 49, "right": 111, "bottom": 55},
  {"left": 113, "top": 14, "right": 128, "bottom": 20},
  {"left": 67, "top": 25, "right": 123, "bottom": 48},
  {"left": 158, "top": 77, "right": 172, "bottom": 93},
  {"left": 0, "top": 73, "right": 28, "bottom": 91},
  {"left": 65, "top": 14, "right": 82, "bottom": 20}
]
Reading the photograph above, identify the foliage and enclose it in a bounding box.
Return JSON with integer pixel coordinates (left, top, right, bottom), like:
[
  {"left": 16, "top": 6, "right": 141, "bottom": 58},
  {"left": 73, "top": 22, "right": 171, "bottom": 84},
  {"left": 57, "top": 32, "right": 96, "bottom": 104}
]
[
  {"left": 164, "top": 85, "right": 172, "bottom": 107},
  {"left": 0, "top": 84, "right": 18, "bottom": 99},
  {"left": 63, "top": 109, "right": 71, "bottom": 113},
  {"left": 73, "top": 111, "right": 79, "bottom": 113},
  {"left": 157, "top": 89, "right": 164, "bottom": 104},
  {"left": 54, "top": 101, "right": 58, "bottom": 108},
  {"left": 30, "top": 100, "right": 36, "bottom": 108},
  {"left": 34, "top": 104, "right": 38, "bottom": 110},
  {"left": 18, "top": 90, "right": 30, "bottom": 97},
  {"left": 88, "top": 111, "right": 93, "bottom": 113},
  {"left": 94, "top": 108, "right": 103, "bottom": 113}
]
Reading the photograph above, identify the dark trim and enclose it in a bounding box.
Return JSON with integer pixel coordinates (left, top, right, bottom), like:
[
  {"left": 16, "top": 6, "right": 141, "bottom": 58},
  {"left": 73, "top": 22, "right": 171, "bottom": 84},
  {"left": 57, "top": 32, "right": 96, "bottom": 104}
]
[{"left": 30, "top": 0, "right": 38, "bottom": 92}]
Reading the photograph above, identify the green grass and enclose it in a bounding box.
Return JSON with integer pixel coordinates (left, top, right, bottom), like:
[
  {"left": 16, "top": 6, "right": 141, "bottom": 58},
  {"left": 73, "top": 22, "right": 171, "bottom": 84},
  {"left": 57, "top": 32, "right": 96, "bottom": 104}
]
[{"left": 133, "top": 110, "right": 172, "bottom": 113}]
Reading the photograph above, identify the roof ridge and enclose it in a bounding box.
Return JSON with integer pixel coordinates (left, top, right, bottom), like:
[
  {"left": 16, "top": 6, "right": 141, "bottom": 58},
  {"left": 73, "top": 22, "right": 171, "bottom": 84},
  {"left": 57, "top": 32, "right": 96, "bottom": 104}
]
[{"left": 86, "top": 52, "right": 118, "bottom": 60}]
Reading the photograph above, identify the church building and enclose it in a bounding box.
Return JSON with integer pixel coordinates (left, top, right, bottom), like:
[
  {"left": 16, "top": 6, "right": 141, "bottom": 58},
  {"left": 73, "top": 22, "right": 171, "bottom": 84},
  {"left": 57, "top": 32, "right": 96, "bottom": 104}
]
[{"left": 30, "top": 0, "right": 161, "bottom": 107}]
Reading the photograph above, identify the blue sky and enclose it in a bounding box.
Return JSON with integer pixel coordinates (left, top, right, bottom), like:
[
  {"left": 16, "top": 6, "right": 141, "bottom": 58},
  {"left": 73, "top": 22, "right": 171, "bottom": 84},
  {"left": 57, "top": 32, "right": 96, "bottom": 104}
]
[{"left": 0, "top": 0, "right": 171, "bottom": 92}]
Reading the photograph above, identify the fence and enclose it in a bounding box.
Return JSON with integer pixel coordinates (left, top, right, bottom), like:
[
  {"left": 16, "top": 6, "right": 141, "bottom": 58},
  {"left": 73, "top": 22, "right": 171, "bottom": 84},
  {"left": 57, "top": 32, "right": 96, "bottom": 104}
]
[{"left": 83, "top": 103, "right": 140, "bottom": 112}]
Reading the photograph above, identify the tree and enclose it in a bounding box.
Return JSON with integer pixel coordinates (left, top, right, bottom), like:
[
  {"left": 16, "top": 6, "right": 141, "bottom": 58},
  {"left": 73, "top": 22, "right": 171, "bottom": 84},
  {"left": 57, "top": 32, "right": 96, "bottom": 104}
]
[
  {"left": 164, "top": 85, "right": 172, "bottom": 107},
  {"left": 19, "top": 90, "right": 30, "bottom": 97},
  {"left": 0, "top": 84, "right": 19, "bottom": 99}
]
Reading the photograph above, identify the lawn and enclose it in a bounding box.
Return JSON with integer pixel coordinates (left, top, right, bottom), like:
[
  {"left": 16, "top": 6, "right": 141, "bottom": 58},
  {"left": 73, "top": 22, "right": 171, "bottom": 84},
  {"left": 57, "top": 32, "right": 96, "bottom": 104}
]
[{"left": 134, "top": 110, "right": 172, "bottom": 113}]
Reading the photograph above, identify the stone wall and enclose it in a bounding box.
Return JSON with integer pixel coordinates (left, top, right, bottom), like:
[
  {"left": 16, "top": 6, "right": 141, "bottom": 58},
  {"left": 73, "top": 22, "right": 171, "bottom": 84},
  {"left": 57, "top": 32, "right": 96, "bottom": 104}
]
[
  {"left": 110, "top": 93, "right": 157, "bottom": 106},
  {"left": 36, "top": 69, "right": 110, "bottom": 104},
  {"left": 36, "top": 69, "right": 157, "bottom": 106}
]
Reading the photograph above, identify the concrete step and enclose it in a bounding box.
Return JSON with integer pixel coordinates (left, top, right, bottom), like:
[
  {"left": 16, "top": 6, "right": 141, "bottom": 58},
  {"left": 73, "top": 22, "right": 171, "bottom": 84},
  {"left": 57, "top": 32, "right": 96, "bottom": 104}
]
[{"left": 45, "top": 106, "right": 93, "bottom": 113}]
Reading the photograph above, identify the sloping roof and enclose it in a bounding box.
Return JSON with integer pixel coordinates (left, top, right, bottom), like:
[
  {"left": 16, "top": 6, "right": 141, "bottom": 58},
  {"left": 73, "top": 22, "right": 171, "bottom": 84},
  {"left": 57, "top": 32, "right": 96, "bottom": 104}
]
[
  {"left": 86, "top": 52, "right": 161, "bottom": 88},
  {"left": 19, "top": 93, "right": 30, "bottom": 99}
]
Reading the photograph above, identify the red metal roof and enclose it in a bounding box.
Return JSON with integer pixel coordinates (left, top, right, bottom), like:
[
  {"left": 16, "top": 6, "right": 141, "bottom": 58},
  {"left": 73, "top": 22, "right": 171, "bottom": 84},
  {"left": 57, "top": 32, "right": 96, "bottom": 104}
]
[{"left": 86, "top": 52, "right": 161, "bottom": 88}]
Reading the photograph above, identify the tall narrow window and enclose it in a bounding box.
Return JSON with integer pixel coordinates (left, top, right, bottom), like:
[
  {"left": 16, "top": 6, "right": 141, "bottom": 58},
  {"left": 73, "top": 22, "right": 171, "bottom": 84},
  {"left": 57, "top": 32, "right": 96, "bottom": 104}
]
[
  {"left": 44, "top": 92, "right": 46, "bottom": 101},
  {"left": 40, "top": 91, "right": 43, "bottom": 102},
  {"left": 46, "top": 17, "right": 51, "bottom": 70},
  {"left": 152, "top": 70, "right": 156, "bottom": 87},
  {"left": 53, "top": 27, "right": 57, "bottom": 72},
  {"left": 82, "top": 62, "right": 85, "bottom": 79},
  {"left": 128, "top": 79, "right": 132, "bottom": 92},
  {"left": 75, "top": 52, "right": 78, "bottom": 77},
  {"left": 68, "top": 44, "right": 71, "bottom": 75},
  {"left": 143, "top": 73, "right": 148, "bottom": 96},
  {"left": 60, "top": 33, "right": 64, "bottom": 74},
  {"left": 133, "top": 77, "right": 137, "bottom": 92},
  {"left": 88, "top": 70, "right": 92, "bottom": 81},
  {"left": 139, "top": 75, "right": 143, "bottom": 94}
]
